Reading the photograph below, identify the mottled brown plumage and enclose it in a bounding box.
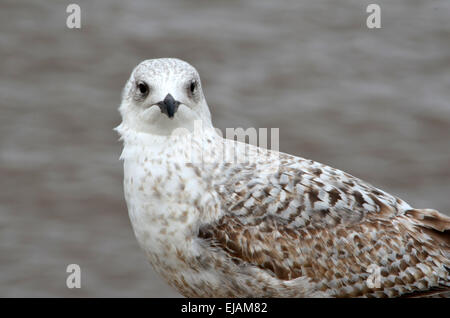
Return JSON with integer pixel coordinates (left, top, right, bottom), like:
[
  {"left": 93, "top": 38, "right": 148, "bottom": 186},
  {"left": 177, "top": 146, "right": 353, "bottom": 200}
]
[{"left": 194, "top": 150, "right": 450, "bottom": 297}]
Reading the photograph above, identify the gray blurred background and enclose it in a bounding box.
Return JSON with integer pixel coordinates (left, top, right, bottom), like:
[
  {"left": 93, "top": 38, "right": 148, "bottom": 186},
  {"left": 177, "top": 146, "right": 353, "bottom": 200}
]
[{"left": 0, "top": 0, "right": 449, "bottom": 297}]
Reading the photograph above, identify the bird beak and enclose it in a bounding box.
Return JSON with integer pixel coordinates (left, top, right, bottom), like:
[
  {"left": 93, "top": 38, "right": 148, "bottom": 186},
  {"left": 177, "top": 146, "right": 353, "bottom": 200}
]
[{"left": 157, "top": 94, "right": 180, "bottom": 119}]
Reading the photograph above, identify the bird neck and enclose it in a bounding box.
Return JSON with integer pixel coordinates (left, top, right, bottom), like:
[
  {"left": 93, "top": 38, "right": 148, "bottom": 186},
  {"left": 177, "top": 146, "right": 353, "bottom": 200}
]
[{"left": 117, "top": 120, "right": 221, "bottom": 162}]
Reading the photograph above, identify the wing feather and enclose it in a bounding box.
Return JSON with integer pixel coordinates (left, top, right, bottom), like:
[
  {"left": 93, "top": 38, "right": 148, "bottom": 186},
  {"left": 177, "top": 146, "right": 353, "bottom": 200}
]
[{"left": 199, "top": 149, "right": 450, "bottom": 297}]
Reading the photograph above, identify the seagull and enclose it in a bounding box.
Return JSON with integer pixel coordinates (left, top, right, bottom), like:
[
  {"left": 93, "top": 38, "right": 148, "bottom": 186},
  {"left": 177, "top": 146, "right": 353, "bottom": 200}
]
[{"left": 116, "top": 58, "right": 449, "bottom": 297}]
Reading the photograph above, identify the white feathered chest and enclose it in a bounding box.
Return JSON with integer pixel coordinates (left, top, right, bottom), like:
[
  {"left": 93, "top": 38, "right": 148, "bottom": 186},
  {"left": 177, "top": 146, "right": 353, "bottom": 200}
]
[{"left": 121, "top": 132, "right": 226, "bottom": 290}]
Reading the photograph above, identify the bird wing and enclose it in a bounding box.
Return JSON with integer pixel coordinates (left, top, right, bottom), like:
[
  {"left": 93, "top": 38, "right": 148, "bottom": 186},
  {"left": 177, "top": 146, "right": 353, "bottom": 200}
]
[{"left": 198, "top": 148, "right": 450, "bottom": 297}]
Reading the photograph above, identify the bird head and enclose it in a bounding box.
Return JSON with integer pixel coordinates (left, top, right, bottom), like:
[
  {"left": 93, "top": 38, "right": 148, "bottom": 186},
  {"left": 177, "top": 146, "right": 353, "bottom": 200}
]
[{"left": 118, "top": 58, "right": 212, "bottom": 136}]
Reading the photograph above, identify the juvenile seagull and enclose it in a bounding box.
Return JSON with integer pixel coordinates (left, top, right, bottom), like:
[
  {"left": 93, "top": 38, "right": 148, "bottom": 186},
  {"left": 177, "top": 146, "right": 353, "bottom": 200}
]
[{"left": 116, "top": 58, "right": 450, "bottom": 297}]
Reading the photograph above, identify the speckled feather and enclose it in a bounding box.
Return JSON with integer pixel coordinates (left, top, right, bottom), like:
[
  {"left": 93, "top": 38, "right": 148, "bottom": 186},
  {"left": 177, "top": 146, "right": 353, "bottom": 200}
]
[{"left": 117, "top": 58, "right": 450, "bottom": 298}]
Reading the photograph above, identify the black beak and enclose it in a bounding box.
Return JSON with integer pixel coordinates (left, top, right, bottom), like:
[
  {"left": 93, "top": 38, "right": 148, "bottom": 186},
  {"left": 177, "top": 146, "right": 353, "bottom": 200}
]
[{"left": 157, "top": 94, "right": 180, "bottom": 119}]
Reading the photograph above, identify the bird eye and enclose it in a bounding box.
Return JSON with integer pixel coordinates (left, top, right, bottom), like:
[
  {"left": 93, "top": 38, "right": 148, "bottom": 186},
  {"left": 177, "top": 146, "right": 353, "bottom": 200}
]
[
  {"left": 189, "top": 81, "right": 197, "bottom": 94},
  {"left": 136, "top": 81, "right": 149, "bottom": 96}
]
